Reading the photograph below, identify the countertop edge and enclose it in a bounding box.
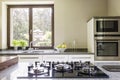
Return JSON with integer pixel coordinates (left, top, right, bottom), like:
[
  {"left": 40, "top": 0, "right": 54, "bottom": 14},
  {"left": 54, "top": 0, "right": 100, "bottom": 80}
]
[{"left": 0, "top": 52, "right": 94, "bottom": 55}]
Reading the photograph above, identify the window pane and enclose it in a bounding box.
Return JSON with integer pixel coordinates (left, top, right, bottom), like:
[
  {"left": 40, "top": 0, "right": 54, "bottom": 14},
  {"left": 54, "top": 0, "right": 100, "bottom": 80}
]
[
  {"left": 10, "top": 8, "right": 29, "bottom": 46},
  {"left": 32, "top": 8, "right": 52, "bottom": 47}
]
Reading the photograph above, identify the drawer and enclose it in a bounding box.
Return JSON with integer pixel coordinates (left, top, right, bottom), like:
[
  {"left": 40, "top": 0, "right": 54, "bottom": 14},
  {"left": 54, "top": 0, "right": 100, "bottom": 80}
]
[
  {"left": 68, "top": 55, "right": 94, "bottom": 63},
  {"left": 18, "top": 55, "right": 42, "bottom": 62},
  {"left": 42, "top": 55, "right": 68, "bottom": 62}
]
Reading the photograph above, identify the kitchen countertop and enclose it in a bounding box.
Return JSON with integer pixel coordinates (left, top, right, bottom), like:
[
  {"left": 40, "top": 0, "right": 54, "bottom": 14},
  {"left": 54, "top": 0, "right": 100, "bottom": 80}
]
[
  {"left": 0, "top": 61, "right": 120, "bottom": 80},
  {"left": 0, "top": 50, "right": 94, "bottom": 55}
]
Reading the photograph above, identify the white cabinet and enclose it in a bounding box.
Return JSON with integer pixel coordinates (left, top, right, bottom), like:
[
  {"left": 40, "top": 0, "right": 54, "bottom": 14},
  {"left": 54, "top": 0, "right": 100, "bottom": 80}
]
[
  {"left": 87, "top": 18, "right": 95, "bottom": 53},
  {"left": 18, "top": 54, "right": 94, "bottom": 63},
  {"left": 42, "top": 55, "right": 68, "bottom": 62},
  {"left": 68, "top": 55, "right": 94, "bottom": 63},
  {"left": 18, "top": 55, "right": 42, "bottom": 62}
]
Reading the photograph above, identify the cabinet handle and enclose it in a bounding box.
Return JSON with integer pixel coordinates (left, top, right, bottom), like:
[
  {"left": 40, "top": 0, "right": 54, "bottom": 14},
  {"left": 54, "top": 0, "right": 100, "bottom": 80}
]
[
  {"left": 72, "top": 57, "right": 91, "bottom": 59},
  {"left": 20, "top": 57, "right": 39, "bottom": 59}
]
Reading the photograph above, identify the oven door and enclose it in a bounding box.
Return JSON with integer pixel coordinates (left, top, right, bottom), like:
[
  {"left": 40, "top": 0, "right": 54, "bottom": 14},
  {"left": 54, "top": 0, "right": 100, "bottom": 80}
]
[
  {"left": 94, "top": 37, "right": 120, "bottom": 61},
  {"left": 96, "top": 40, "right": 118, "bottom": 56}
]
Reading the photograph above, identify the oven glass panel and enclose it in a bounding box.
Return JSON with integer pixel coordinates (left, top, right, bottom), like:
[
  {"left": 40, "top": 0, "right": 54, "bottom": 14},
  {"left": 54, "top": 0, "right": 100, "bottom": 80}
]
[
  {"left": 96, "top": 21, "right": 118, "bottom": 32},
  {"left": 97, "top": 41, "right": 118, "bottom": 56}
]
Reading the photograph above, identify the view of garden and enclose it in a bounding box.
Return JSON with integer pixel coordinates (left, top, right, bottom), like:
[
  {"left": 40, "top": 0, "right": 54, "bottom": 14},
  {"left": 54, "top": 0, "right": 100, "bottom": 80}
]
[{"left": 10, "top": 7, "right": 52, "bottom": 47}]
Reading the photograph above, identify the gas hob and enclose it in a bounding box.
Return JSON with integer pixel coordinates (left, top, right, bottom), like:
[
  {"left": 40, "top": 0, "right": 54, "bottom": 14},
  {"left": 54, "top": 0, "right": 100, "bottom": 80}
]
[{"left": 17, "top": 61, "right": 109, "bottom": 79}]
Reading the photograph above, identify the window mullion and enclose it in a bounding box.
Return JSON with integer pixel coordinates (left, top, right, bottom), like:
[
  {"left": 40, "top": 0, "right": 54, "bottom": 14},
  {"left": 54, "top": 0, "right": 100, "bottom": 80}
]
[
  {"left": 7, "top": 7, "right": 10, "bottom": 48},
  {"left": 52, "top": 6, "right": 54, "bottom": 48},
  {"left": 29, "top": 7, "right": 33, "bottom": 47}
]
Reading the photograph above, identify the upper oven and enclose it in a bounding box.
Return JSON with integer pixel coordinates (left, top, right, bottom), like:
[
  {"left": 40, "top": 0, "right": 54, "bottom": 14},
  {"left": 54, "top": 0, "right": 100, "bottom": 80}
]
[{"left": 94, "top": 18, "right": 120, "bottom": 35}]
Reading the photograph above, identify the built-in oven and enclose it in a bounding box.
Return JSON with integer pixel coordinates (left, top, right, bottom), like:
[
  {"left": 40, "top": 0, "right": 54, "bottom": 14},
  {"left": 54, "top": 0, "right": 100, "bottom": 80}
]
[
  {"left": 94, "top": 36, "right": 120, "bottom": 61},
  {"left": 94, "top": 19, "right": 120, "bottom": 35}
]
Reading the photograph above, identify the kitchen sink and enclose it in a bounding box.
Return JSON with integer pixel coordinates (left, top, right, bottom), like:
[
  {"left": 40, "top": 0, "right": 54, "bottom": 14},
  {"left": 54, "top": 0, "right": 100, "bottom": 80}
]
[
  {"left": 27, "top": 50, "right": 44, "bottom": 53},
  {"left": 23, "top": 50, "right": 55, "bottom": 54}
]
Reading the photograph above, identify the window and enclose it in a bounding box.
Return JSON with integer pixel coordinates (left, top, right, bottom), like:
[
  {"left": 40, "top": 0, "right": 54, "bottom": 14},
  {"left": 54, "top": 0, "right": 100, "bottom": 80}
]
[{"left": 7, "top": 5, "right": 54, "bottom": 49}]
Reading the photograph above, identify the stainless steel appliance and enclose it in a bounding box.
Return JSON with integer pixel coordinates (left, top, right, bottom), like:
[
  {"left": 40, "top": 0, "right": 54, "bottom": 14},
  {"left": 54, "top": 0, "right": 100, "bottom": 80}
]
[
  {"left": 94, "top": 18, "right": 120, "bottom": 35},
  {"left": 94, "top": 36, "right": 120, "bottom": 60},
  {"left": 87, "top": 17, "right": 120, "bottom": 61}
]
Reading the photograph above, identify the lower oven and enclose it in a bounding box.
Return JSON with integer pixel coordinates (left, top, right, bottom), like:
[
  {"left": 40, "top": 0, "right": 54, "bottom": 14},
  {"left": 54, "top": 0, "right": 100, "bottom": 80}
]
[{"left": 94, "top": 36, "right": 120, "bottom": 61}]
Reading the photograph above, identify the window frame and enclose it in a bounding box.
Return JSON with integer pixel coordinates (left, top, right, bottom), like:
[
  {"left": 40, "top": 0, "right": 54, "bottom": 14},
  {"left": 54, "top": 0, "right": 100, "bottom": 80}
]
[{"left": 7, "top": 5, "right": 54, "bottom": 49}]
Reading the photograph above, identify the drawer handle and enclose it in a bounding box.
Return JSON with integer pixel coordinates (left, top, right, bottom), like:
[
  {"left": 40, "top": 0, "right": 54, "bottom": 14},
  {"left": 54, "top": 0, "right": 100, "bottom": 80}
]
[
  {"left": 20, "top": 57, "right": 39, "bottom": 59},
  {"left": 72, "top": 57, "right": 91, "bottom": 59}
]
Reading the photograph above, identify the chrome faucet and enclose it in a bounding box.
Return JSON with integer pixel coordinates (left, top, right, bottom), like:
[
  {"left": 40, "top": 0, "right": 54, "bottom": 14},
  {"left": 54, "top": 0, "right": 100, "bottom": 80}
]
[{"left": 29, "top": 41, "right": 34, "bottom": 50}]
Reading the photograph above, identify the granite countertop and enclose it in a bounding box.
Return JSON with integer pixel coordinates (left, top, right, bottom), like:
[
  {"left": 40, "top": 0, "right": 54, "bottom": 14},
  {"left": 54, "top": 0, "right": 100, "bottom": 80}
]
[{"left": 0, "top": 49, "right": 94, "bottom": 55}]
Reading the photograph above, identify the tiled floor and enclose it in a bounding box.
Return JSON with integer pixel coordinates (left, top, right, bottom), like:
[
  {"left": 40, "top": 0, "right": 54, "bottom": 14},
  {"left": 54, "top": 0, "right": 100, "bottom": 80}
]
[{"left": 0, "top": 61, "right": 120, "bottom": 80}]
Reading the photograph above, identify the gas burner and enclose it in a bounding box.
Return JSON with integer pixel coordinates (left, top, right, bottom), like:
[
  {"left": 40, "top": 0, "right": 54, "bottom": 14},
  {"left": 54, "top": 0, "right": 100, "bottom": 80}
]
[
  {"left": 52, "top": 62, "right": 73, "bottom": 73},
  {"left": 54, "top": 63, "right": 72, "bottom": 71},
  {"left": 27, "top": 61, "right": 50, "bottom": 77},
  {"left": 77, "top": 66, "right": 97, "bottom": 76}
]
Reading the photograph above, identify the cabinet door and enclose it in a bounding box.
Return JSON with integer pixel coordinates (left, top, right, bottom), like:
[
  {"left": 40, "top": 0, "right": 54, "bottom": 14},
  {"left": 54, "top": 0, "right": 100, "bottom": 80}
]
[
  {"left": 68, "top": 55, "right": 94, "bottom": 63},
  {"left": 18, "top": 55, "right": 42, "bottom": 62},
  {"left": 42, "top": 55, "right": 68, "bottom": 62}
]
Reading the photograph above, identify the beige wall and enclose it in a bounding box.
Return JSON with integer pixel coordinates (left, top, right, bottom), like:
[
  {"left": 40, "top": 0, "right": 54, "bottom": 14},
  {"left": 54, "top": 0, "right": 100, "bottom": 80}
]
[
  {"left": 54, "top": 0, "right": 107, "bottom": 48},
  {"left": 0, "top": 1, "right": 2, "bottom": 48},
  {"left": 1, "top": 2, "right": 7, "bottom": 49},
  {"left": 0, "top": 0, "right": 108, "bottom": 49},
  {"left": 108, "top": 0, "right": 120, "bottom": 16}
]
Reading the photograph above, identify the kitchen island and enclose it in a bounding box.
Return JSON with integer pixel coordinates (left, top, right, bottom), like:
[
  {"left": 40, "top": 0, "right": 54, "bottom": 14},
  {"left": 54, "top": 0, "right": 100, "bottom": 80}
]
[
  {"left": 0, "top": 50, "right": 120, "bottom": 80},
  {"left": 0, "top": 61, "right": 120, "bottom": 80}
]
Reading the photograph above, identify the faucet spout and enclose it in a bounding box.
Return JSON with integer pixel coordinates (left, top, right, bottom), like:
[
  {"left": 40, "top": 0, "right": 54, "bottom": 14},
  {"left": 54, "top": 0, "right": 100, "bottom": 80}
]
[
  {"left": 29, "top": 41, "right": 34, "bottom": 50},
  {"left": 29, "top": 41, "right": 33, "bottom": 48}
]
